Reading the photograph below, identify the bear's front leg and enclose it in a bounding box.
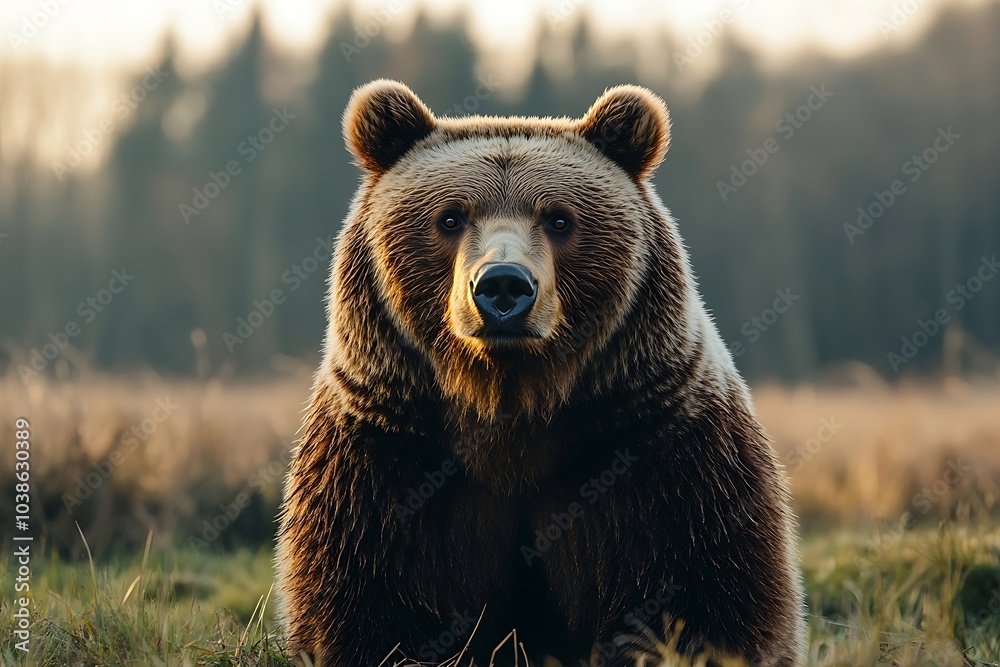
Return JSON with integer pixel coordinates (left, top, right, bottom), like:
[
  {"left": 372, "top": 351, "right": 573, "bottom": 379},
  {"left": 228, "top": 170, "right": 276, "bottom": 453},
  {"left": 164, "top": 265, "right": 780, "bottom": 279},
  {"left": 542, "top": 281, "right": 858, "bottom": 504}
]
[
  {"left": 276, "top": 430, "right": 435, "bottom": 665},
  {"left": 276, "top": 413, "right": 520, "bottom": 666},
  {"left": 536, "top": 437, "right": 804, "bottom": 667}
]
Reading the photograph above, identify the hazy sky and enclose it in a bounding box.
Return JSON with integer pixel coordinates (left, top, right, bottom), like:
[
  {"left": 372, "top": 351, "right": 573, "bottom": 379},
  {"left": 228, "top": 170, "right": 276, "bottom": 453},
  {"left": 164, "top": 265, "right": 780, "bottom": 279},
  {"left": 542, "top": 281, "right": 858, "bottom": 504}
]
[
  {"left": 1, "top": 0, "right": 981, "bottom": 72},
  {"left": 0, "top": 0, "right": 984, "bottom": 171}
]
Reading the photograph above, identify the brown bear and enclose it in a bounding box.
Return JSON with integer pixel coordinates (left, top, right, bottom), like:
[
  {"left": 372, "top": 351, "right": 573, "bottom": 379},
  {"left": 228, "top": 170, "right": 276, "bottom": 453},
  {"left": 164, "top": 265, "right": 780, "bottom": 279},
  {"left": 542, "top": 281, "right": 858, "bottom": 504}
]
[{"left": 275, "top": 79, "right": 806, "bottom": 667}]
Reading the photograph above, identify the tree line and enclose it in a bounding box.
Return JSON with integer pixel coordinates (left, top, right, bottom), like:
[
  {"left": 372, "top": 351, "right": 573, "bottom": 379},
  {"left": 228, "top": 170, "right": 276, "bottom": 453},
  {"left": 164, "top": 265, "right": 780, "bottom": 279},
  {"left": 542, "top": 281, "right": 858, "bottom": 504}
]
[{"left": 2, "top": 3, "right": 998, "bottom": 383}]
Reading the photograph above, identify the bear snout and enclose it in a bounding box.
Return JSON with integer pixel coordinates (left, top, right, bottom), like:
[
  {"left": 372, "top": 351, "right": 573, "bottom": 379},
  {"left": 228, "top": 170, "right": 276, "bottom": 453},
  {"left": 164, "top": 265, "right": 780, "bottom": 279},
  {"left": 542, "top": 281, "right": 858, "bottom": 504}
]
[{"left": 470, "top": 262, "right": 538, "bottom": 335}]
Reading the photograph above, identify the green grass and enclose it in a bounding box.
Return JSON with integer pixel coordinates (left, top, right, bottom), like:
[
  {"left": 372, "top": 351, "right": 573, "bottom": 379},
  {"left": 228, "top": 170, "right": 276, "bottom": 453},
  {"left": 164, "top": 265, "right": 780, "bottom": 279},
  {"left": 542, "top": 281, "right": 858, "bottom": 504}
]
[
  {"left": 0, "top": 534, "right": 289, "bottom": 666},
  {"left": 1, "top": 525, "right": 999, "bottom": 666},
  {"left": 799, "top": 524, "right": 1000, "bottom": 667}
]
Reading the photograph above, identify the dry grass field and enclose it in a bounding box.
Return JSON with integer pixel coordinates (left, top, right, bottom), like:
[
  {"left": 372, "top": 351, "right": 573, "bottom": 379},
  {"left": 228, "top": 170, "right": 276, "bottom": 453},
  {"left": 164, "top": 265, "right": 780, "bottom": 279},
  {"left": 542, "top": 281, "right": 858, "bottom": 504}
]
[{"left": 1, "top": 373, "right": 999, "bottom": 665}]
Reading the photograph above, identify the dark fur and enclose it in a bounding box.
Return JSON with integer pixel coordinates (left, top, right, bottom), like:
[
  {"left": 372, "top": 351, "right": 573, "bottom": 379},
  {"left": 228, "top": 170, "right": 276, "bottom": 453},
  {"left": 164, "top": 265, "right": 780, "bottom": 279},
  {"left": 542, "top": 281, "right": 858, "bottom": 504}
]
[{"left": 276, "top": 80, "right": 804, "bottom": 667}]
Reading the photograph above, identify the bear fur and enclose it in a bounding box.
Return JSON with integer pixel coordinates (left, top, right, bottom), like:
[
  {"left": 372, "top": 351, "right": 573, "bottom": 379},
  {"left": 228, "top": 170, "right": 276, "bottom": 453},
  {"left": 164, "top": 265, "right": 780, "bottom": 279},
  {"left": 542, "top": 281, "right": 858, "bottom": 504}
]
[{"left": 275, "top": 79, "right": 806, "bottom": 667}]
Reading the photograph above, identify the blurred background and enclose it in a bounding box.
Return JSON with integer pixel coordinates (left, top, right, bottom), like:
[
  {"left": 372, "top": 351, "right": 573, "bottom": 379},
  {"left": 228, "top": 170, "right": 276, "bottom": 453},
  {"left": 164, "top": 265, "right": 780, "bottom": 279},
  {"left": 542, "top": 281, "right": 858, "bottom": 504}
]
[{"left": 0, "top": 0, "right": 998, "bottom": 553}]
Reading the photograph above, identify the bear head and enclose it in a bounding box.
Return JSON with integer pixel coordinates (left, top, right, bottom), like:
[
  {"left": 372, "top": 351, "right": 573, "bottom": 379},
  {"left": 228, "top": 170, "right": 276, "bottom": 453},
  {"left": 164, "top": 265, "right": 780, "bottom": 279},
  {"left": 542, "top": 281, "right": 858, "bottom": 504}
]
[{"left": 333, "top": 79, "right": 691, "bottom": 423}]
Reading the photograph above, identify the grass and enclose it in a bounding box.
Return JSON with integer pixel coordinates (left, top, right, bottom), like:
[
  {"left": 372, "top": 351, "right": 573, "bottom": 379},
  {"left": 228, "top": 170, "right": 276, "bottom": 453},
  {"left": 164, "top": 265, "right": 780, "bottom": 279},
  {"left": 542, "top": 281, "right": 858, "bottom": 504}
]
[
  {"left": 1, "top": 374, "right": 1000, "bottom": 665},
  {"left": 0, "top": 536, "right": 288, "bottom": 666},
  {"left": 1, "top": 526, "right": 999, "bottom": 666},
  {"left": 3, "top": 375, "right": 999, "bottom": 553},
  {"left": 800, "top": 524, "right": 1000, "bottom": 666}
]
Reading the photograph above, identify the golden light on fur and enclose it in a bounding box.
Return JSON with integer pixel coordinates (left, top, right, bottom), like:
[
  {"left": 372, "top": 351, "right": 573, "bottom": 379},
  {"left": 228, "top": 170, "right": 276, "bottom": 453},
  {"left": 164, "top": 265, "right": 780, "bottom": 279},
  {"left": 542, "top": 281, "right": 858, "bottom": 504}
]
[
  {"left": 447, "top": 215, "right": 564, "bottom": 346},
  {"left": 276, "top": 80, "right": 806, "bottom": 667}
]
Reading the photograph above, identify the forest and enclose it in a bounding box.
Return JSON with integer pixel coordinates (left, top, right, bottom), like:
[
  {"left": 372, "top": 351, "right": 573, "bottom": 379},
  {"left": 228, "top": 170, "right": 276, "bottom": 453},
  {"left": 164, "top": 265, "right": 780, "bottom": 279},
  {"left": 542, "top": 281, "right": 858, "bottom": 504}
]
[{"left": 2, "top": 2, "right": 998, "bottom": 384}]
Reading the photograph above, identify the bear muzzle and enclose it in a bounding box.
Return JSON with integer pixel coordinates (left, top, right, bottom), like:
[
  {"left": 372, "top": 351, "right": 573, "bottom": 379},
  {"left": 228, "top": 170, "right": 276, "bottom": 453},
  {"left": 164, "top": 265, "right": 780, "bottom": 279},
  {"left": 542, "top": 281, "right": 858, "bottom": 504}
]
[{"left": 470, "top": 262, "right": 539, "bottom": 338}]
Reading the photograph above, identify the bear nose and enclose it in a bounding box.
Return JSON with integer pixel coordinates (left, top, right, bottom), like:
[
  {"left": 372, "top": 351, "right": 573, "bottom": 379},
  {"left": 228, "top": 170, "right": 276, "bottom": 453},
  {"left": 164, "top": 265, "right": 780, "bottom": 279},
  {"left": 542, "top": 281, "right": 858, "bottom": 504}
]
[{"left": 471, "top": 263, "right": 538, "bottom": 332}]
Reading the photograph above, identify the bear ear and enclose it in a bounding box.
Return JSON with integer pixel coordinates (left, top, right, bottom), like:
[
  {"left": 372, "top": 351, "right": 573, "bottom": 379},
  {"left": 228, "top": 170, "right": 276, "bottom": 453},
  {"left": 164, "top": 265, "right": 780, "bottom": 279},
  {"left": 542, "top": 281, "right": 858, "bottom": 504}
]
[
  {"left": 576, "top": 85, "right": 671, "bottom": 179},
  {"left": 343, "top": 79, "right": 437, "bottom": 174}
]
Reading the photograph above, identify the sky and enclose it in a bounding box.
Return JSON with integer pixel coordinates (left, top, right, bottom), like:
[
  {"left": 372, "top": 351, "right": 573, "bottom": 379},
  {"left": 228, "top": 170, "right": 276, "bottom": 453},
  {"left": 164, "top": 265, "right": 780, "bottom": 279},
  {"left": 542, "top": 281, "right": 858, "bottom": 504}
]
[
  {"left": 0, "top": 0, "right": 986, "bottom": 171},
  {"left": 0, "top": 0, "right": 982, "bottom": 72}
]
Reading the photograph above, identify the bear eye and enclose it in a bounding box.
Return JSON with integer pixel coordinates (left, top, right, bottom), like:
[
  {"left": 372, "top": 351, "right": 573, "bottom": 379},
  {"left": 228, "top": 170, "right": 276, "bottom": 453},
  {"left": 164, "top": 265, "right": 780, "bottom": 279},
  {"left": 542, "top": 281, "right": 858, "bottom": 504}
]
[
  {"left": 544, "top": 210, "right": 573, "bottom": 234},
  {"left": 438, "top": 210, "right": 467, "bottom": 232}
]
